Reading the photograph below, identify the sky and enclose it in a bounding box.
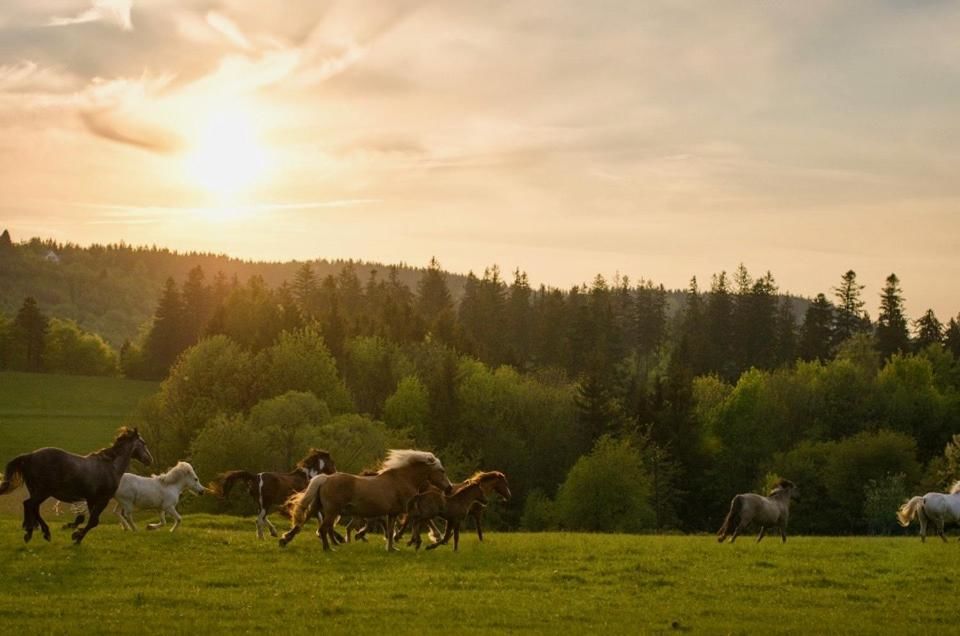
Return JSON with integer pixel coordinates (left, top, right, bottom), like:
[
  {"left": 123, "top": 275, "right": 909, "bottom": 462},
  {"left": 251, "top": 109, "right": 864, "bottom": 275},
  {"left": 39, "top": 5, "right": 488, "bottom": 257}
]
[{"left": 1, "top": 0, "right": 959, "bottom": 319}]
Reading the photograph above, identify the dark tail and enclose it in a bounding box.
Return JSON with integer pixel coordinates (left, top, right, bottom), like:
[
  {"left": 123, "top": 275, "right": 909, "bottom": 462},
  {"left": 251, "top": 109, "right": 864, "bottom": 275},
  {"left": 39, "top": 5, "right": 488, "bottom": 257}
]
[
  {"left": 717, "top": 495, "right": 742, "bottom": 541},
  {"left": 0, "top": 456, "right": 26, "bottom": 496},
  {"left": 210, "top": 470, "right": 258, "bottom": 498}
]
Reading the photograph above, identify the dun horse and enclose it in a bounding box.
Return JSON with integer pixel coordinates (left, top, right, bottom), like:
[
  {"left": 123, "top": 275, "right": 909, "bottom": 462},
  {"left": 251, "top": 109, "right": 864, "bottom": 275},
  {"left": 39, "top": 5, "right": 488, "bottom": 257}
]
[
  {"left": 211, "top": 449, "right": 335, "bottom": 539},
  {"left": 897, "top": 481, "right": 960, "bottom": 542},
  {"left": 114, "top": 461, "right": 207, "bottom": 532},
  {"left": 280, "top": 449, "right": 452, "bottom": 551},
  {"left": 0, "top": 427, "right": 153, "bottom": 544},
  {"left": 717, "top": 479, "right": 798, "bottom": 543}
]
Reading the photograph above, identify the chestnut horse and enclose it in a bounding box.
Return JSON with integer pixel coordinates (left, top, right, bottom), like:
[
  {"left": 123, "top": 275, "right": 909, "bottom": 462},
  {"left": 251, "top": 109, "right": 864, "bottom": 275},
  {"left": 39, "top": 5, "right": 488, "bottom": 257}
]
[
  {"left": 395, "top": 470, "right": 511, "bottom": 544},
  {"left": 717, "top": 479, "right": 798, "bottom": 543},
  {"left": 211, "top": 449, "right": 335, "bottom": 539},
  {"left": 407, "top": 482, "right": 488, "bottom": 551},
  {"left": 0, "top": 427, "right": 153, "bottom": 544},
  {"left": 280, "top": 449, "right": 452, "bottom": 551}
]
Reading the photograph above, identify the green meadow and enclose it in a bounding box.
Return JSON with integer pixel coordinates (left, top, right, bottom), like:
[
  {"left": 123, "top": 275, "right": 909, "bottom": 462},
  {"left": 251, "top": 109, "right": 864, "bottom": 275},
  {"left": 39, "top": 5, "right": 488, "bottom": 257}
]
[
  {"left": 0, "top": 516, "right": 951, "bottom": 635},
  {"left": 0, "top": 371, "right": 947, "bottom": 634}
]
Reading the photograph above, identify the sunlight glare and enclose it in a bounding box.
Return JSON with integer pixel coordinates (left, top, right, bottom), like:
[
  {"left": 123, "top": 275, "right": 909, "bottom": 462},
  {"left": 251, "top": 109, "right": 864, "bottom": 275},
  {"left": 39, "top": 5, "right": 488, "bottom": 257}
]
[{"left": 182, "top": 107, "right": 268, "bottom": 203}]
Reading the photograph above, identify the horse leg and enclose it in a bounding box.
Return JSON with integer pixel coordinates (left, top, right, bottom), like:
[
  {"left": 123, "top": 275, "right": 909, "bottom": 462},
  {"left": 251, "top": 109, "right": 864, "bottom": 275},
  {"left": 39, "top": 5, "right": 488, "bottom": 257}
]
[
  {"left": 64, "top": 513, "right": 86, "bottom": 530},
  {"left": 938, "top": 519, "right": 947, "bottom": 543},
  {"left": 919, "top": 513, "right": 927, "bottom": 543},
  {"left": 779, "top": 527, "right": 787, "bottom": 544},
  {"left": 756, "top": 527, "right": 766, "bottom": 543},
  {"left": 385, "top": 515, "right": 398, "bottom": 552},
  {"left": 255, "top": 507, "right": 270, "bottom": 540},
  {"left": 473, "top": 507, "right": 484, "bottom": 542},
  {"left": 168, "top": 508, "right": 182, "bottom": 532},
  {"left": 264, "top": 508, "right": 279, "bottom": 538},
  {"left": 453, "top": 522, "right": 461, "bottom": 552},
  {"left": 22, "top": 499, "right": 37, "bottom": 543},
  {"left": 147, "top": 510, "right": 165, "bottom": 531},
  {"left": 72, "top": 500, "right": 106, "bottom": 544},
  {"left": 426, "top": 523, "right": 453, "bottom": 550}
]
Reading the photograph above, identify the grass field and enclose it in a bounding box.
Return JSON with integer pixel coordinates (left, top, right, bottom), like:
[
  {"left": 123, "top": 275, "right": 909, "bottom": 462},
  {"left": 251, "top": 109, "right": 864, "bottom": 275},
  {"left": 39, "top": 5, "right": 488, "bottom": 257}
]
[
  {"left": 0, "top": 515, "right": 950, "bottom": 635},
  {"left": 0, "top": 371, "right": 158, "bottom": 515}
]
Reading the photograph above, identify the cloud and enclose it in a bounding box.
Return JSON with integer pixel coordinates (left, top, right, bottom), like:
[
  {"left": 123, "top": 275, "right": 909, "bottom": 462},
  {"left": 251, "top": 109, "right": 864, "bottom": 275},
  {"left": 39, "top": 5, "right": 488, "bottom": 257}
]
[{"left": 48, "top": 0, "right": 133, "bottom": 31}]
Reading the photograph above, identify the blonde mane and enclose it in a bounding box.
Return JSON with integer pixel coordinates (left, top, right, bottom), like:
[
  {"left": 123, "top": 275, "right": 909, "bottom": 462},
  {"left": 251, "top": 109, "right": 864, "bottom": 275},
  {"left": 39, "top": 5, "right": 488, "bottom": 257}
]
[
  {"left": 378, "top": 450, "right": 443, "bottom": 474},
  {"left": 467, "top": 470, "right": 505, "bottom": 484},
  {"left": 949, "top": 480, "right": 960, "bottom": 495},
  {"left": 155, "top": 461, "right": 196, "bottom": 485}
]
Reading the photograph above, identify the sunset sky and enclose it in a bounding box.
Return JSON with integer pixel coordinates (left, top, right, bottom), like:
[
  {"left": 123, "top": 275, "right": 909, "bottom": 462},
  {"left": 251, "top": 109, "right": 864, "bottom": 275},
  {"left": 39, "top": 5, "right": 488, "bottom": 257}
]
[{"left": 1, "top": 1, "right": 958, "bottom": 318}]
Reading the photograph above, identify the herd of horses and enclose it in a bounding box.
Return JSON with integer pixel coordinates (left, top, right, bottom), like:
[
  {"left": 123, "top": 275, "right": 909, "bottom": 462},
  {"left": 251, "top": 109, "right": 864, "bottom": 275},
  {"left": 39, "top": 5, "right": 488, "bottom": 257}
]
[{"left": 1, "top": 427, "right": 960, "bottom": 547}]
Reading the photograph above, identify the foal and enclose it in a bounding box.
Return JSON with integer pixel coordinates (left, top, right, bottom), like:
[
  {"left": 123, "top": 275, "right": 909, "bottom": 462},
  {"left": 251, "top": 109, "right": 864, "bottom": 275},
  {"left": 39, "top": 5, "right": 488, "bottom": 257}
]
[
  {"left": 114, "top": 461, "right": 207, "bottom": 532},
  {"left": 408, "top": 482, "right": 488, "bottom": 551},
  {"left": 717, "top": 479, "right": 798, "bottom": 543}
]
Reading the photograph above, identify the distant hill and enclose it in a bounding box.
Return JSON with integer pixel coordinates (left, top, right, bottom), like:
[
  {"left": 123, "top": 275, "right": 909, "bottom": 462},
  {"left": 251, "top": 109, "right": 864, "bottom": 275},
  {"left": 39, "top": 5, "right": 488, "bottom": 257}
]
[{"left": 0, "top": 231, "right": 808, "bottom": 347}]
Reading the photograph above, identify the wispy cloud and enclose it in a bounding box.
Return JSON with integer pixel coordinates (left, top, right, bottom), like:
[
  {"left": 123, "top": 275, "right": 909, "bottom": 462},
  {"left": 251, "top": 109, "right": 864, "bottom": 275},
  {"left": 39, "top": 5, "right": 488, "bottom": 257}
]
[{"left": 48, "top": 0, "right": 133, "bottom": 31}]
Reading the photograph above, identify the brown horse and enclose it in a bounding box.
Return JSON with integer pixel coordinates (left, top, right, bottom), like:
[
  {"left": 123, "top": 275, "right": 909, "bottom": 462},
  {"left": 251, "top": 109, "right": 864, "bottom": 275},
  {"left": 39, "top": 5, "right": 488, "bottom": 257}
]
[
  {"left": 280, "top": 449, "right": 452, "bottom": 551},
  {"left": 717, "top": 479, "right": 798, "bottom": 543},
  {"left": 407, "top": 482, "right": 488, "bottom": 551},
  {"left": 458, "top": 471, "right": 511, "bottom": 541},
  {"left": 211, "top": 449, "right": 335, "bottom": 539},
  {"left": 0, "top": 427, "right": 153, "bottom": 544}
]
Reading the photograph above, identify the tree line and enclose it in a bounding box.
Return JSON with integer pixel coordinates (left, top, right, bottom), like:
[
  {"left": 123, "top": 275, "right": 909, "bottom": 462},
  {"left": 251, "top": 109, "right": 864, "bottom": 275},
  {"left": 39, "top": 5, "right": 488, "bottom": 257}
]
[{"left": 99, "top": 258, "right": 960, "bottom": 534}]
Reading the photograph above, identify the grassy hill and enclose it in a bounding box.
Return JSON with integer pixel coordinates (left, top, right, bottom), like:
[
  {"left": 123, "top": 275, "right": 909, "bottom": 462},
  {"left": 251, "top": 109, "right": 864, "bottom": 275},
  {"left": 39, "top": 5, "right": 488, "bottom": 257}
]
[
  {"left": 0, "top": 371, "right": 158, "bottom": 514},
  {"left": 0, "top": 518, "right": 948, "bottom": 634}
]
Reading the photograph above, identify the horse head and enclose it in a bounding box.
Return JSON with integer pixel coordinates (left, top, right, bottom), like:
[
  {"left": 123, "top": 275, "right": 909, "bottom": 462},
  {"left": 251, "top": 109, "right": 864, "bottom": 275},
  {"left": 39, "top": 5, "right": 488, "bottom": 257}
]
[
  {"left": 184, "top": 463, "right": 206, "bottom": 495},
  {"left": 118, "top": 427, "right": 153, "bottom": 467},
  {"left": 301, "top": 448, "right": 336, "bottom": 477},
  {"left": 491, "top": 472, "right": 512, "bottom": 501}
]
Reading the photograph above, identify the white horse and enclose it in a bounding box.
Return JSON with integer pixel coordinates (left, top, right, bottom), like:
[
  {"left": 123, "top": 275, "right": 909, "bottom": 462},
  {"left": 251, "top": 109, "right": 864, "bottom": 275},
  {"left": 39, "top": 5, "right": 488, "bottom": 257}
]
[
  {"left": 897, "top": 481, "right": 960, "bottom": 542},
  {"left": 114, "top": 461, "right": 207, "bottom": 532},
  {"left": 717, "top": 479, "right": 798, "bottom": 543}
]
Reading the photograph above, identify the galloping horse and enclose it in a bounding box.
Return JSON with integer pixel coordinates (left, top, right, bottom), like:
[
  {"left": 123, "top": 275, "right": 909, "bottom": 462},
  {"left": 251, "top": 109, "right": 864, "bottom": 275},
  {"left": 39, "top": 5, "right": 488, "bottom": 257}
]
[
  {"left": 897, "top": 481, "right": 960, "bottom": 542},
  {"left": 717, "top": 479, "right": 798, "bottom": 543},
  {"left": 405, "top": 482, "right": 488, "bottom": 551},
  {"left": 114, "top": 461, "right": 207, "bottom": 532},
  {"left": 211, "top": 449, "right": 335, "bottom": 539},
  {"left": 280, "top": 449, "right": 452, "bottom": 551},
  {"left": 0, "top": 427, "right": 153, "bottom": 544},
  {"left": 457, "top": 471, "right": 511, "bottom": 541}
]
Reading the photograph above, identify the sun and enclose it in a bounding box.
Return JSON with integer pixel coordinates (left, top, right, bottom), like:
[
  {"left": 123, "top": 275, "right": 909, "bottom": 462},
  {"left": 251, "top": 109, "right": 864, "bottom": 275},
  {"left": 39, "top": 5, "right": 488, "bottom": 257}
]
[{"left": 182, "top": 106, "right": 268, "bottom": 202}]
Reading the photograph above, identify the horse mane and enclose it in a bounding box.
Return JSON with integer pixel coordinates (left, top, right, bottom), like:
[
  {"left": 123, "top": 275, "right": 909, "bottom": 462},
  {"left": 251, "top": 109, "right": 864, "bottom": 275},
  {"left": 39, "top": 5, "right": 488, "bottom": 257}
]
[
  {"left": 90, "top": 427, "right": 139, "bottom": 460},
  {"left": 949, "top": 480, "right": 960, "bottom": 495},
  {"left": 467, "top": 470, "right": 505, "bottom": 484},
  {"left": 378, "top": 450, "right": 443, "bottom": 474},
  {"left": 155, "top": 461, "right": 194, "bottom": 485},
  {"left": 296, "top": 448, "right": 329, "bottom": 470},
  {"left": 452, "top": 480, "right": 483, "bottom": 497}
]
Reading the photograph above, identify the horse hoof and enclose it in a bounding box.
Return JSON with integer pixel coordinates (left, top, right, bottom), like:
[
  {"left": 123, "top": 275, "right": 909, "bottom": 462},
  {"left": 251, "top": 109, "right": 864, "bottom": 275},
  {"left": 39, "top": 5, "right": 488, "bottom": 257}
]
[
  {"left": 43, "top": 532, "right": 51, "bottom": 542},
  {"left": 278, "top": 538, "right": 288, "bottom": 548},
  {"left": 23, "top": 533, "right": 32, "bottom": 543}
]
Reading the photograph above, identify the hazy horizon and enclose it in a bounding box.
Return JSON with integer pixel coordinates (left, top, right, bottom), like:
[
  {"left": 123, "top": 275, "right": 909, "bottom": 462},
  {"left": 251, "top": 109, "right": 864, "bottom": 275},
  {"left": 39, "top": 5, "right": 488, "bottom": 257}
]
[{"left": 2, "top": 1, "right": 959, "bottom": 320}]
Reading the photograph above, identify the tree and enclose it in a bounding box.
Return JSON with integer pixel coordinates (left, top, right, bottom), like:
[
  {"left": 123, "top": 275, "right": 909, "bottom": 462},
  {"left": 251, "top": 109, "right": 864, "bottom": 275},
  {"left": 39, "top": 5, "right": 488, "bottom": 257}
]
[
  {"left": 705, "top": 272, "right": 734, "bottom": 379},
  {"left": 248, "top": 391, "right": 331, "bottom": 468},
  {"left": 914, "top": 309, "right": 943, "bottom": 350},
  {"left": 875, "top": 274, "right": 910, "bottom": 360},
  {"left": 143, "top": 278, "right": 185, "bottom": 378},
  {"left": 799, "top": 293, "right": 833, "bottom": 361},
  {"left": 833, "top": 270, "right": 867, "bottom": 345},
  {"left": 292, "top": 262, "right": 318, "bottom": 315},
  {"left": 416, "top": 257, "right": 453, "bottom": 322},
  {"left": 635, "top": 280, "right": 667, "bottom": 357},
  {"left": 13, "top": 297, "right": 48, "bottom": 371},
  {"left": 774, "top": 299, "right": 797, "bottom": 366},
  {"left": 384, "top": 376, "right": 431, "bottom": 442},
  {"left": 259, "top": 325, "right": 353, "bottom": 414},
  {"left": 554, "top": 436, "right": 655, "bottom": 532},
  {"left": 945, "top": 316, "right": 960, "bottom": 359},
  {"left": 0, "top": 229, "right": 12, "bottom": 251},
  {"left": 181, "top": 266, "right": 212, "bottom": 343},
  {"left": 44, "top": 318, "right": 118, "bottom": 376}
]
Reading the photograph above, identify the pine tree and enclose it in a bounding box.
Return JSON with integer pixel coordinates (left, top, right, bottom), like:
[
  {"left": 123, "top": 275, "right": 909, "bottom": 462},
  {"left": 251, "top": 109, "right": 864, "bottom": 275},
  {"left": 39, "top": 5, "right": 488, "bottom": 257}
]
[
  {"left": 914, "top": 309, "right": 943, "bottom": 350},
  {"left": 13, "top": 297, "right": 48, "bottom": 371},
  {"left": 799, "top": 293, "right": 834, "bottom": 361},
  {"left": 635, "top": 280, "right": 667, "bottom": 357},
  {"left": 677, "top": 277, "right": 708, "bottom": 376},
  {"left": 705, "top": 272, "right": 734, "bottom": 379},
  {"left": 833, "top": 270, "right": 867, "bottom": 345},
  {"left": 945, "top": 316, "right": 960, "bottom": 358},
  {"left": 181, "top": 265, "right": 212, "bottom": 343},
  {"left": 505, "top": 269, "right": 532, "bottom": 367},
  {"left": 0, "top": 229, "right": 12, "bottom": 251},
  {"left": 774, "top": 298, "right": 797, "bottom": 366},
  {"left": 143, "top": 278, "right": 186, "bottom": 378},
  {"left": 875, "top": 273, "right": 910, "bottom": 360},
  {"left": 292, "top": 263, "right": 318, "bottom": 315},
  {"left": 416, "top": 257, "right": 453, "bottom": 322}
]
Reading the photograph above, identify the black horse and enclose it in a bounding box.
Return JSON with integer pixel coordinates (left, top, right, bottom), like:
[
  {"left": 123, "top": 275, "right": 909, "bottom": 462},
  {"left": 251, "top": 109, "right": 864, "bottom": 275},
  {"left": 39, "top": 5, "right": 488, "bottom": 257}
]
[{"left": 0, "top": 427, "right": 153, "bottom": 544}]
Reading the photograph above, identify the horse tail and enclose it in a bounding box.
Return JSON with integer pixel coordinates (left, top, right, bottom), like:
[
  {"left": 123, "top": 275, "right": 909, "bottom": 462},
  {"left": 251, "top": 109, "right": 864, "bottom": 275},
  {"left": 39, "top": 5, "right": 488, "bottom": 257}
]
[
  {"left": 287, "top": 474, "right": 328, "bottom": 527},
  {"left": 210, "top": 470, "right": 257, "bottom": 498},
  {"left": 896, "top": 496, "right": 925, "bottom": 527},
  {"left": 717, "top": 495, "right": 743, "bottom": 541},
  {"left": 0, "top": 455, "right": 26, "bottom": 496}
]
